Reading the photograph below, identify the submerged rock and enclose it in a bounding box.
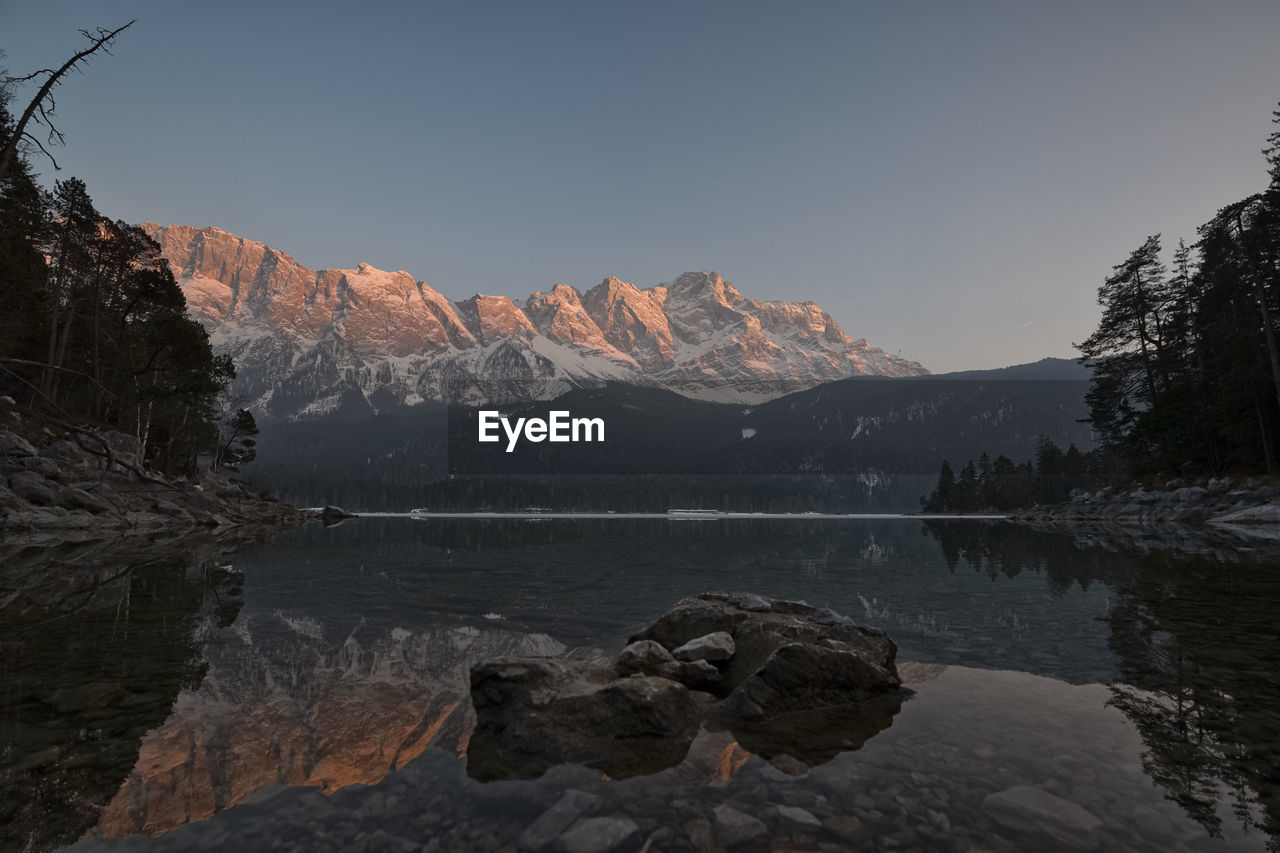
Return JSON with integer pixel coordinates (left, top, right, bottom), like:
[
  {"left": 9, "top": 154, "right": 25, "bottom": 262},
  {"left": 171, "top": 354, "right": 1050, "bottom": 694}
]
[
  {"left": 467, "top": 592, "right": 905, "bottom": 781},
  {"left": 711, "top": 803, "right": 768, "bottom": 846},
  {"left": 981, "top": 784, "right": 1102, "bottom": 849},
  {"left": 556, "top": 816, "right": 639, "bottom": 853},
  {"left": 516, "top": 789, "right": 601, "bottom": 851}
]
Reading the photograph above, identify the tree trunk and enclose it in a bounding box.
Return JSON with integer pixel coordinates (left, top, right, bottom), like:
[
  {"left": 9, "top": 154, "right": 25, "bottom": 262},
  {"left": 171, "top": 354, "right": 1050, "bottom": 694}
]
[{"left": 1255, "top": 395, "right": 1277, "bottom": 472}]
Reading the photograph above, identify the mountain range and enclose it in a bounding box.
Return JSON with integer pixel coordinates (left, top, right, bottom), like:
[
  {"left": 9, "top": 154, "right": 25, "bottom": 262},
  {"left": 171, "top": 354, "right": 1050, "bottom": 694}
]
[{"left": 141, "top": 224, "right": 927, "bottom": 421}]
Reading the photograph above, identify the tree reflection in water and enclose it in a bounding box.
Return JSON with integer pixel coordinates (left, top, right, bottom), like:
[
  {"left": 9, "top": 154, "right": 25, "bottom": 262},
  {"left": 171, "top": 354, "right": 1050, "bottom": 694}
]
[
  {"left": 925, "top": 521, "right": 1280, "bottom": 850},
  {"left": 0, "top": 538, "right": 244, "bottom": 853}
]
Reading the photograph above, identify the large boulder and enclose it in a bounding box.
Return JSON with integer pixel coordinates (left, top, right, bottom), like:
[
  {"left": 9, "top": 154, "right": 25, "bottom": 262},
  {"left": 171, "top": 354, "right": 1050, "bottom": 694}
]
[
  {"left": 630, "top": 591, "right": 901, "bottom": 721},
  {"left": 20, "top": 456, "right": 61, "bottom": 478},
  {"left": 468, "top": 657, "right": 710, "bottom": 782},
  {"left": 53, "top": 486, "right": 116, "bottom": 515},
  {"left": 101, "top": 430, "right": 143, "bottom": 468},
  {"left": 8, "top": 470, "right": 57, "bottom": 506},
  {"left": 468, "top": 592, "right": 904, "bottom": 782},
  {"left": 613, "top": 639, "right": 673, "bottom": 677},
  {"left": 672, "top": 630, "right": 735, "bottom": 663},
  {"left": 0, "top": 430, "right": 37, "bottom": 458},
  {"left": 41, "top": 439, "right": 91, "bottom": 467},
  {"left": 0, "top": 481, "right": 24, "bottom": 511}
]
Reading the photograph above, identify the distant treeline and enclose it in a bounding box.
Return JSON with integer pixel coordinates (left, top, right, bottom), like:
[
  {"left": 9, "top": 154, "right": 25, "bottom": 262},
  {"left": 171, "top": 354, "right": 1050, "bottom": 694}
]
[
  {"left": 0, "top": 49, "right": 255, "bottom": 473},
  {"left": 920, "top": 439, "right": 1112, "bottom": 512},
  {"left": 1077, "top": 102, "right": 1280, "bottom": 475}
]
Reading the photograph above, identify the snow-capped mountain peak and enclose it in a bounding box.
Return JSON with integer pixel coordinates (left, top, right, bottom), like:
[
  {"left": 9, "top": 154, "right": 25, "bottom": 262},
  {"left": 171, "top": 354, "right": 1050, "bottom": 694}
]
[{"left": 142, "top": 223, "right": 927, "bottom": 420}]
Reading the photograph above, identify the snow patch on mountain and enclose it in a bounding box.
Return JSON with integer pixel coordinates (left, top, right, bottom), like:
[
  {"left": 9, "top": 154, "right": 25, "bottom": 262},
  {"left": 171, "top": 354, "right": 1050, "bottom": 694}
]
[{"left": 142, "top": 223, "right": 927, "bottom": 421}]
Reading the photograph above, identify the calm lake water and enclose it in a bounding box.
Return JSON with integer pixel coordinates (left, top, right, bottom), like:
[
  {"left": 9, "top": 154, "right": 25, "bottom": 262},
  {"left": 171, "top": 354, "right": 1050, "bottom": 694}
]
[{"left": 4, "top": 517, "right": 1279, "bottom": 852}]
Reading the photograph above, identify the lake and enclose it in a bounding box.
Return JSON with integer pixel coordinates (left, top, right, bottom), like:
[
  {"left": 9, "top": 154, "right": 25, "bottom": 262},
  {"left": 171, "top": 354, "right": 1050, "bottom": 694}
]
[{"left": 4, "top": 517, "right": 1279, "bottom": 852}]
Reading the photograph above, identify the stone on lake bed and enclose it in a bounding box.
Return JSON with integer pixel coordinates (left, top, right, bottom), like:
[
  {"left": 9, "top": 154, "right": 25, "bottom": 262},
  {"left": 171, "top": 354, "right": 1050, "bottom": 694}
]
[
  {"left": 981, "top": 785, "right": 1102, "bottom": 850},
  {"left": 712, "top": 803, "right": 768, "bottom": 845},
  {"left": 776, "top": 804, "right": 823, "bottom": 827},
  {"left": 516, "top": 789, "right": 600, "bottom": 851},
  {"left": 555, "top": 816, "right": 640, "bottom": 853},
  {"left": 672, "top": 630, "right": 735, "bottom": 662}
]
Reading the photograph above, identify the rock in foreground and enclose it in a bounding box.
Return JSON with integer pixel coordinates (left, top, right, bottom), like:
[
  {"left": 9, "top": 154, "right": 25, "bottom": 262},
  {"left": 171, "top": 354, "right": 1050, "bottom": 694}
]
[{"left": 467, "top": 592, "right": 905, "bottom": 781}]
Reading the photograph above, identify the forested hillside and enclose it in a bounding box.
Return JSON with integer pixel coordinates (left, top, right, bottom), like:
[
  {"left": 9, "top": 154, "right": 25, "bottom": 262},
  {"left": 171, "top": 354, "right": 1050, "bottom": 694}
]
[{"left": 0, "top": 30, "right": 254, "bottom": 475}]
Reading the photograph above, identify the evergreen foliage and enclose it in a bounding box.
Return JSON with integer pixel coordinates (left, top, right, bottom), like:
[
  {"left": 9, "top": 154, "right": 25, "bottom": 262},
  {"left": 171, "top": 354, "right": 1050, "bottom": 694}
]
[
  {"left": 0, "top": 75, "right": 240, "bottom": 475},
  {"left": 1077, "top": 102, "right": 1280, "bottom": 475},
  {"left": 921, "top": 438, "right": 1110, "bottom": 512}
]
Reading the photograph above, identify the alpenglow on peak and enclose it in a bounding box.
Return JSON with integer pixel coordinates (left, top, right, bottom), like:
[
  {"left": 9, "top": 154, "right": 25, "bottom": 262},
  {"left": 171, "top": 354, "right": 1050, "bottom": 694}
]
[{"left": 141, "top": 223, "right": 928, "bottom": 421}]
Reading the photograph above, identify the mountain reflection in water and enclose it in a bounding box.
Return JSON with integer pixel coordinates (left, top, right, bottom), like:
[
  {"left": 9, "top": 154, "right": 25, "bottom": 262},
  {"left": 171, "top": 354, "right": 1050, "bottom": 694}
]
[{"left": 2, "top": 517, "right": 1278, "bottom": 852}]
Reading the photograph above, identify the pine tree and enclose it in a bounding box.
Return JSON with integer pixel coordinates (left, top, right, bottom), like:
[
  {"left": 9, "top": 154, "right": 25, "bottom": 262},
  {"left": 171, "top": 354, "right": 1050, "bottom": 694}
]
[
  {"left": 922, "top": 459, "right": 956, "bottom": 512},
  {"left": 216, "top": 408, "right": 260, "bottom": 471},
  {"left": 1076, "top": 235, "right": 1179, "bottom": 462},
  {"left": 0, "top": 95, "right": 52, "bottom": 385},
  {"left": 956, "top": 460, "right": 981, "bottom": 512}
]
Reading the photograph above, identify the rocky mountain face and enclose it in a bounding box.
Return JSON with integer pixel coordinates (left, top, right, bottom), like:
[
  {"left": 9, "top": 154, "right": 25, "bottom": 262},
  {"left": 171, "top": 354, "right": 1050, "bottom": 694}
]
[{"left": 141, "top": 224, "right": 927, "bottom": 421}]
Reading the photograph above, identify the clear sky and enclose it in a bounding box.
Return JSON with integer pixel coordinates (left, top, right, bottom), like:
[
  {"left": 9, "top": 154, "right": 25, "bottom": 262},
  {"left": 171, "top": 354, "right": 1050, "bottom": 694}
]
[{"left": 3, "top": 1, "right": 1279, "bottom": 371}]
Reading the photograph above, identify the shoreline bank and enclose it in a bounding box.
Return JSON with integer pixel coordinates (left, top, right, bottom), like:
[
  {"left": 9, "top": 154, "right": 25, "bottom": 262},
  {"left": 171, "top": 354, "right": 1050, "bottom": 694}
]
[{"left": 1, "top": 426, "right": 307, "bottom": 550}]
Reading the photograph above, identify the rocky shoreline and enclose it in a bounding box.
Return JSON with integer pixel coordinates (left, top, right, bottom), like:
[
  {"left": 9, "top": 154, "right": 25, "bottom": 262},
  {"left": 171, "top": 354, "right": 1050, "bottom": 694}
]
[
  {"left": 1009, "top": 478, "right": 1280, "bottom": 537},
  {"left": 1, "top": 425, "right": 308, "bottom": 550}
]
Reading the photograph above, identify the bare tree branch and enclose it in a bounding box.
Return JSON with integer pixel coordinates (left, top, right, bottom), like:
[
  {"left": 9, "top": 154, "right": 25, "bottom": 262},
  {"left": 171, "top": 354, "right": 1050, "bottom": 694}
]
[
  {"left": 0, "top": 20, "right": 134, "bottom": 183},
  {"left": 0, "top": 356, "right": 115, "bottom": 398},
  {"left": 19, "top": 131, "right": 61, "bottom": 170}
]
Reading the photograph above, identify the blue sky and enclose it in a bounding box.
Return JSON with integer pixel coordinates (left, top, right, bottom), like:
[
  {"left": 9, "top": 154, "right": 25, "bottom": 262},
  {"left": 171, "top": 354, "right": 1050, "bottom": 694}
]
[{"left": 4, "top": 1, "right": 1279, "bottom": 371}]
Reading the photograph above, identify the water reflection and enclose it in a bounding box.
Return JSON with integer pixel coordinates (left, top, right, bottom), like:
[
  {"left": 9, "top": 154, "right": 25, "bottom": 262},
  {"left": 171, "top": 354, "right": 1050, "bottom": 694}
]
[
  {"left": 0, "top": 536, "right": 238, "bottom": 853},
  {"left": 926, "top": 522, "right": 1280, "bottom": 848},
  {"left": 1105, "top": 551, "right": 1280, "bottom": 847},
  {"left": 4, "top": 518, "right": 1279, "bottom": 851},
  {"left": 65, "top": 664, "right": 1270, "bottom": 853},
  {"left": 89, "top": 621, "right": 563, "bottom": 839}
]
